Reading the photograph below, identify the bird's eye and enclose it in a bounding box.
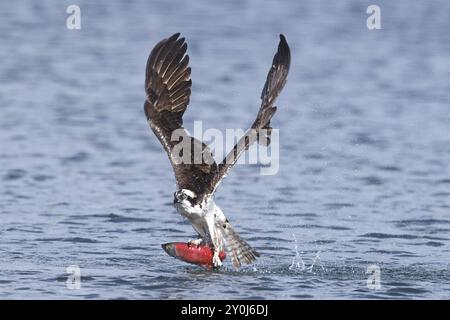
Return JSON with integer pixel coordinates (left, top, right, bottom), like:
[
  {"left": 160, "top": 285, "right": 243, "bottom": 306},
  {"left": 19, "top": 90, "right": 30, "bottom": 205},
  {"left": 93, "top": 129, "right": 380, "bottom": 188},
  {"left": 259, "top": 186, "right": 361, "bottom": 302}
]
[{"left": 175, "top": 191, "right": 187, "bottom": 201}]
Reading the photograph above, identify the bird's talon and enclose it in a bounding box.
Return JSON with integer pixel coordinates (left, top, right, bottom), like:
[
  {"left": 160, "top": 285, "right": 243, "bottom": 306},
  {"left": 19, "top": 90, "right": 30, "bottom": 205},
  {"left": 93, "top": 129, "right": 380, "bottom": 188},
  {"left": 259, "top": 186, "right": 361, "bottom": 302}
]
[{"left": 188, "top": 238, "right": 203, "bottom": 248}]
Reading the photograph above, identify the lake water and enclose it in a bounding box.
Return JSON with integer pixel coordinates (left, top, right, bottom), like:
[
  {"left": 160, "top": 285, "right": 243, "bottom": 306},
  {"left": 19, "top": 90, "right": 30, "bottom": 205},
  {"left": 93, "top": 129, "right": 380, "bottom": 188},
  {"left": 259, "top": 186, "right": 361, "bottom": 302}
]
[{"left": 0, "top": 0, "right": 449, "bottom": 299}]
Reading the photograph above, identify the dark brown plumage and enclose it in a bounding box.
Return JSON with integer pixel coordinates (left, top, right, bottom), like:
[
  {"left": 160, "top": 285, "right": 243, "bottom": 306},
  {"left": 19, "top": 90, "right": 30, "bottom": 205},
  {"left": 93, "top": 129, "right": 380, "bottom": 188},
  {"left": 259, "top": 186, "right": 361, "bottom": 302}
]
[
  {"left": 144, "top": 33, "right": 217, "bottom": 199},
  {"left": 144, "top": 33, "right": 290, "bottom": 202},
  {"left": 213, "top": 34, "right": 291, "bottom": 189}
]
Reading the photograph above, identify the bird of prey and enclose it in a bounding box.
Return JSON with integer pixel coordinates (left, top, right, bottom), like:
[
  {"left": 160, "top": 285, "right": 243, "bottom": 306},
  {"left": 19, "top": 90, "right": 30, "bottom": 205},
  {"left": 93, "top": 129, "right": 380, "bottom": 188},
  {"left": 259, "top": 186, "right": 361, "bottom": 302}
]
[{"left": 144, "top": 33, "right": 290, "bottom": 268}]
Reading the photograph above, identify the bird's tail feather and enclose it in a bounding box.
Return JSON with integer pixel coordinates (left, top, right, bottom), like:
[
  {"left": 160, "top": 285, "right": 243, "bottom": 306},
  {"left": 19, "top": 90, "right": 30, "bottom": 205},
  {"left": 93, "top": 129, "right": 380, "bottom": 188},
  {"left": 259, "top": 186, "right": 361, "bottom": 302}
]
[{"left": 220, "top": 222, "right": 259, "bottom": 268}]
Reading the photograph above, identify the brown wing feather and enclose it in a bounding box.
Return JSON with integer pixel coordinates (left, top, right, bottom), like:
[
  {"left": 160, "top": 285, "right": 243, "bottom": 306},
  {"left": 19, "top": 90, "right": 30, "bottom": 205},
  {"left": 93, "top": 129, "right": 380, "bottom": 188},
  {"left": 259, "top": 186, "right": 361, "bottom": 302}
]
[
  {"left": 211, "top": 34, "right": 291, "bottom": 192},
  {"left": 144, "top": 33, "right": 218, "bottom": 200}
]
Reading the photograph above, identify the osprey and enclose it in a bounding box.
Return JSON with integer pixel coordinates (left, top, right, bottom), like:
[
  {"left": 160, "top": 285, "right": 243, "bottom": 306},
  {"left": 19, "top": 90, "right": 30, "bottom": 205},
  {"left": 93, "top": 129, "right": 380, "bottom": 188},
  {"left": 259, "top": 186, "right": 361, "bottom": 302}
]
[{"left": 144, "top": 33, "right": 290, "bottom": 268}]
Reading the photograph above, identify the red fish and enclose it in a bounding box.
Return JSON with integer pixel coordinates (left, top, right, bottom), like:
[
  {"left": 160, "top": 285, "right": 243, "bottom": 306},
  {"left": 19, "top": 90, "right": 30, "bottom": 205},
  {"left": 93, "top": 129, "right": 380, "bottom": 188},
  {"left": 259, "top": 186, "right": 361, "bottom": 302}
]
[{"left": 162, "top": 242, "right": 226, "bottom": 268}]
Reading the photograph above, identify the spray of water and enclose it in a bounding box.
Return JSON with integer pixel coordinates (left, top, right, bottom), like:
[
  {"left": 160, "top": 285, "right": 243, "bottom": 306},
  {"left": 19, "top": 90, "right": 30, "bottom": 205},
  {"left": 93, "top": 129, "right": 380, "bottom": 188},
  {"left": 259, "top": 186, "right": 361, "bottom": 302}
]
[
  {"left": 289, "top": 233, "right": 306, "bottom": 271},
  {"left": 289, "top": 234, "right": 325, "bottom": 273}
]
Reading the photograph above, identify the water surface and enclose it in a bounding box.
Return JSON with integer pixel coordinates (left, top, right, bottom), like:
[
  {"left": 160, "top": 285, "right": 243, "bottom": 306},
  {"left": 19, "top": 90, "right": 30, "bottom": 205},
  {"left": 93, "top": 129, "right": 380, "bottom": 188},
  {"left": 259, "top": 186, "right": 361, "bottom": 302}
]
[{"left": 0, "top": 0, "right": 449, "bottom": 299}]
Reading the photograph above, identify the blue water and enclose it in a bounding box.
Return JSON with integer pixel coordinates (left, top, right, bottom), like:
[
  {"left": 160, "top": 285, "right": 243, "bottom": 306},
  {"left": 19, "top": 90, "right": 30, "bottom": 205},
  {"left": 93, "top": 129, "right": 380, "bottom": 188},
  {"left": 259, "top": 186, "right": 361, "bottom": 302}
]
[{"left": 0, "top": 0, "right": 449, "bottom": 299}]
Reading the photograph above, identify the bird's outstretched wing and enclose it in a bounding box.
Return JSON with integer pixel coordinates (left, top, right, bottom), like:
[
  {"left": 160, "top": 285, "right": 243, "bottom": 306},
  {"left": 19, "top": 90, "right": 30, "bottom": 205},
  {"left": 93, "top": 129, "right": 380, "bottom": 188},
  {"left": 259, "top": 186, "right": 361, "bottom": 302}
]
[
  {"left": 144, "top": 33, "right": 217, "bottom": 199},
  {"left": 210, "top": 34, "right": 291, "bottom": 192}
]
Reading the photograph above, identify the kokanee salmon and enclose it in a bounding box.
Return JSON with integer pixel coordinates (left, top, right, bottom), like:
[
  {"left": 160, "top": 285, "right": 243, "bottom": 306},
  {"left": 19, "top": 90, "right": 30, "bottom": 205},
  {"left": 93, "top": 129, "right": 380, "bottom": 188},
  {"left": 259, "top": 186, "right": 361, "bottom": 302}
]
[{"left": 162, "top": 242, "right": 226, "bottom": 268}]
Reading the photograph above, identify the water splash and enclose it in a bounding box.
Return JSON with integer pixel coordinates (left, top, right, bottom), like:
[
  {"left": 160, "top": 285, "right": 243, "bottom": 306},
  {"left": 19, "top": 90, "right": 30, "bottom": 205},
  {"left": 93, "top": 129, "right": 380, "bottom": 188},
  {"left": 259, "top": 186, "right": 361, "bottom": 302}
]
[
  {"left": 306, "top": 248, "right": 325, "bottom": 273},
  {"left": 289, "top": 234, "right": 325, "bottom": 273},
  {"left": 289, "top": 234, "right": 306, "bottom": 271}
]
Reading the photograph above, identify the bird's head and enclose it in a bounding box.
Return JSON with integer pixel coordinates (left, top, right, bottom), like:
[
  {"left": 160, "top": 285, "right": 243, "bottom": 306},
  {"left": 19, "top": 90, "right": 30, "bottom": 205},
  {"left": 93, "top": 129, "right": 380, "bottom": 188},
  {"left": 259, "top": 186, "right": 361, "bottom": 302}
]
[{"left": 173, "top": 189, "right": 197, "bottom": 206}]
